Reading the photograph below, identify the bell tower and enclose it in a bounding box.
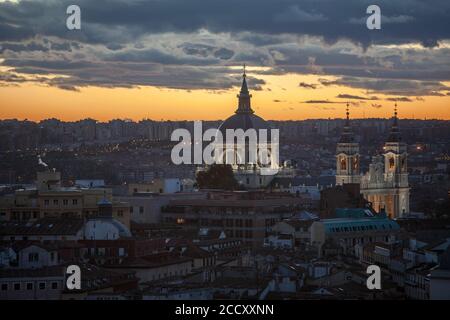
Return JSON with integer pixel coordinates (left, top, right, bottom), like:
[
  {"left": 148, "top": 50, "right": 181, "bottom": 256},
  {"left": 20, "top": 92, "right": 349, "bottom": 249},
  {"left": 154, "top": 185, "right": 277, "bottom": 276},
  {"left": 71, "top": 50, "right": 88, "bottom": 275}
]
[
  {"left": 336, "top": 104, "right": 360, "bottom": 185},
  {"left": 383, "top": 104, "right": 409, "bottom": 217}
]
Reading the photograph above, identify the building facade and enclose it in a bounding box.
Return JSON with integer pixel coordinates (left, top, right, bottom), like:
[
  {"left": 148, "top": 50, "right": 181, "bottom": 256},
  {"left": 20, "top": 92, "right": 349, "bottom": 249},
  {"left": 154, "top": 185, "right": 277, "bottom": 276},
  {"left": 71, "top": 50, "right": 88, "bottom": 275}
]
[{"left": 336, "top": 105, "right": 410, "bottom": 218}]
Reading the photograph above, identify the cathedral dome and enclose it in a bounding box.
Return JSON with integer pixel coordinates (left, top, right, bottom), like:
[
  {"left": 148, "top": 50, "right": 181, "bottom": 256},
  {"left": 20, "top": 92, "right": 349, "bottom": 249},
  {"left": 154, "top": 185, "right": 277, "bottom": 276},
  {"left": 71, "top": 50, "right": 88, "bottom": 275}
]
[{"left": 219, "top": 112, "right": 270, "bottom": 134}]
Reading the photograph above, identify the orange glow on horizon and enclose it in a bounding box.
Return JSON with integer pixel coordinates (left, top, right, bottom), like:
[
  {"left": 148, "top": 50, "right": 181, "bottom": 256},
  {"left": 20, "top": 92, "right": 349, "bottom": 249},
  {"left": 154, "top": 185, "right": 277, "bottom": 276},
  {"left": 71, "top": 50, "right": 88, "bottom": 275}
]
[{"left": 1, "top": 74, "right": 449, "bottom": 122}]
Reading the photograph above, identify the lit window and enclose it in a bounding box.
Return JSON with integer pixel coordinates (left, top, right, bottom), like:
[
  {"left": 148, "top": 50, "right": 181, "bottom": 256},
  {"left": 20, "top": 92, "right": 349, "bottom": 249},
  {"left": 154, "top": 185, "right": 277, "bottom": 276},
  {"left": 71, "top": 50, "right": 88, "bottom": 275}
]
[
  {"left": 340, "top": 158, "right": 347, "bottom": 170},
  {"left": 389, "top": 157, "right": 395, "bottom": 169}
]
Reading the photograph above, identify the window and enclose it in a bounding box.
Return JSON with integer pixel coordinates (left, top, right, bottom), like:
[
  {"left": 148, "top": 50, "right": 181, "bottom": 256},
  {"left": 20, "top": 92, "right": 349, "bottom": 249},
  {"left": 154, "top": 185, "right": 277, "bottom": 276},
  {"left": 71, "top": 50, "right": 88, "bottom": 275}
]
[
  {"left": 53, "top": 199, "right": 58, "bottom": 205},
  {"left": 44, "top": 200, "right": 49, "bottom": 206},
  {"left": 14, "top": 283, "right": 21, "bottom": 290},
  {"left": 1, "top": 284, "right": 7, "bottom": 291},
  {"left": 27, "top": 283, "right": 33, "bottom": 290},
  {"left": 340, "top": 158, "right": 347, "bottom": 170},
  {"left": 39, "top": 282, "right": 46, "bottom": 290},
  {"left": 28, "top": 252, "right": 39, "bottom": 262},
  {"left": 63, "top": 199, "right": 68, "bottom": 206},
  {"left": 118, "top": 210, "right": 124, "bottom": 217},
  {"left": 139, "top": 207, "right": 144, "bottom": 214},
  {"left": 352, "top": 157, "right": 359, "bottom": 170},
  {"left": 51, "top": 282, "right": 58, "bottom": 290},
  {"left": 72, "top": 199, "right": 78, "bottom": 205},
  {"left": 389, "top": 157, "right": 395, "bottom": 169},
  {"left": 130, "top": 206, "right": 134, "bottom": 213}
]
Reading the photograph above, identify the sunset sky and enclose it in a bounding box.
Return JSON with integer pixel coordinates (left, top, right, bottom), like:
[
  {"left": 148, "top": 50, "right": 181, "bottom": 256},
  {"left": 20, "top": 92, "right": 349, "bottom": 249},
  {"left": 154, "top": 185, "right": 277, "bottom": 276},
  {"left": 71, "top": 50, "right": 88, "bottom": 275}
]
[{"left": 1, "top": 0, "right": 450, "bottom": 121}]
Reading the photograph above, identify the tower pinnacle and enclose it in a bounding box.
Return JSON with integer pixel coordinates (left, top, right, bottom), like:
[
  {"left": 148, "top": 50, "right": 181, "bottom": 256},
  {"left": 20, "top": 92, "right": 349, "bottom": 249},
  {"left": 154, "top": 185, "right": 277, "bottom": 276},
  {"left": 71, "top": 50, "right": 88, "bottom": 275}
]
[
  {"left": 236, "top": 64, "right": 253, "bottom": 114},
  {"left": 339, "top": 102, "right": 354, "bottom": 143},
  {"left": 388, "top": 103, "right": 401, "bottom": 142}
]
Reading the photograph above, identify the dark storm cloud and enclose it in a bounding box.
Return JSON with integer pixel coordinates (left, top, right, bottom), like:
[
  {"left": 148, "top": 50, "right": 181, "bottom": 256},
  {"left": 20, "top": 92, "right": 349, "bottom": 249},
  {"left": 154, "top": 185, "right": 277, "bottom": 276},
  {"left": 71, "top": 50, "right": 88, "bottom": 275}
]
[
  {"left": 0, "top": 0, "right": 449, "bottom": 93},
  {"left": 179, "top": 43, "right": 234, "bottom": 60},
  {"left": 328, "top": 77, "right": 450, "bottom": 96},
  {"left": 2, "top": 56, "right": 266, "bottom": 90},
  {"left": 386, "top": 97, "right": 413, "bottom": 102},
  {"left": 0, "top": 41, "right": 49, "bottom": 52},
  {"left": 1, "top": 0, "right": 449, "bottom": 46},
  {"left": 299, "top": 82, "right": 317, "bottom": 89},
  {"left": 337, "top": 94, "right": 379, "bottom": 100}
]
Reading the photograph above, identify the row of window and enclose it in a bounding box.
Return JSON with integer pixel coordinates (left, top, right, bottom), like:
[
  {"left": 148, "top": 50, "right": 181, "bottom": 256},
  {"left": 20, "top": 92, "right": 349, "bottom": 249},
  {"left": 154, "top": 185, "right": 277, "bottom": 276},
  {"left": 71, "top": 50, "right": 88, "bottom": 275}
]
[
  {"left": 27, "top": 252, "right": 56, "bottom": 262},
  {"left": 1, "top": 282, "right": 59, "bottom": 291},
  {"left": 225, "top": 219, "right": 253, "bottom": 227},
  {"left": 226, "top": 230, "right": 253, "bottom": 238},
  {"left": 129, "top": 206, "right": 145, "bottom": 214},
  {"left": 43, "top": 199, "right": 78, "bottom": 206},
  {"left": 10, "top": 212, "right": 39, "bottom": 220},
  {"left": 151, "top": 268, "right": 189, "bottom": 281},
  {"left": 330, "top": 224, "right": 393, "bottom": 233}
]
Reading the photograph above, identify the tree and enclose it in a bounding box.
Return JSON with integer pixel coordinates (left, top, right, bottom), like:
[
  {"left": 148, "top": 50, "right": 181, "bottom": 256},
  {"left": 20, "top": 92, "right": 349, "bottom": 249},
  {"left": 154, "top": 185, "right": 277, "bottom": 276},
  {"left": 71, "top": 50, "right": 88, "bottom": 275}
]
[{"left": 196, "top": 164, "right": 240, "bottom": 190}]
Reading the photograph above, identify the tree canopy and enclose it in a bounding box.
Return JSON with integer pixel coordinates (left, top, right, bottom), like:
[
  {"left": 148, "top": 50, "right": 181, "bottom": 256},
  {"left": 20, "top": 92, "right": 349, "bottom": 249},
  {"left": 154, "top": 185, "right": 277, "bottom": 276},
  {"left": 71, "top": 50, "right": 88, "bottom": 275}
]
[{"left": 196, "top": 164, "right": 240, "bottom": 190}]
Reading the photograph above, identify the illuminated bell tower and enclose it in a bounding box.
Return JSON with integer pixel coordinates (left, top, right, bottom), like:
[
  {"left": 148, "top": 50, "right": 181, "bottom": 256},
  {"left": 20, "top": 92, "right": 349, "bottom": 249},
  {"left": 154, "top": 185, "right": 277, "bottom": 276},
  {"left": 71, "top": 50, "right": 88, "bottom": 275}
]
[
  {"left": 336, "top": 104, "right": 360, "bottom": 185},
  {"left": 383, "top": 104, "right": 409, "bottom": 217}
]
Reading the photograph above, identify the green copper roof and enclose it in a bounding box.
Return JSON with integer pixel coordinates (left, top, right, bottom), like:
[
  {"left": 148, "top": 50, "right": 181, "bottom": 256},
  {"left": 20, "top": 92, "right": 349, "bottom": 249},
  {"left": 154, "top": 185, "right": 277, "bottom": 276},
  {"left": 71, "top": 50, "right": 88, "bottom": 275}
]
[
  {"left": 335, "top": 208, "right": 377, "bottom": 219},
  {"left": 323, "top": 217, "right": 400, "bottom": 234}
]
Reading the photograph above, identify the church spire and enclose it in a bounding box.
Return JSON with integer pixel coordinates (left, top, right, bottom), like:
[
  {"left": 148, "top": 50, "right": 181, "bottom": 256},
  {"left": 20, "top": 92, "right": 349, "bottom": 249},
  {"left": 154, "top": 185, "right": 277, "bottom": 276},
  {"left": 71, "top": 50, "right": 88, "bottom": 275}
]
[
  {"left": 339, "top": 102, "right": 354, "bottom": 143},
  {"left": 236, "top": 64, "right": 254, "bottom": 114},
  {"left": 387, "top": 103, "right": 401, "bottom": 142}
]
